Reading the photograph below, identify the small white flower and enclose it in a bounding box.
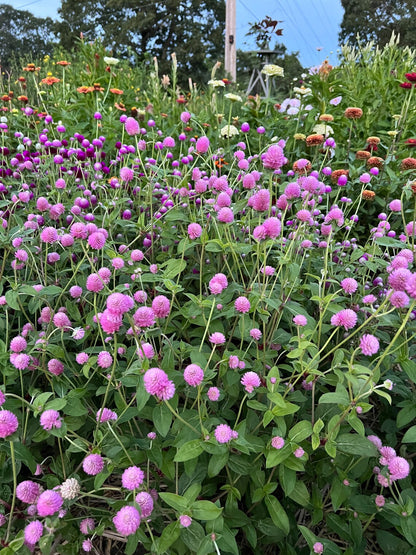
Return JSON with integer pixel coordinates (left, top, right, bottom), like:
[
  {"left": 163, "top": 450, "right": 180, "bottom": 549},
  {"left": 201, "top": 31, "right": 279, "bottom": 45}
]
[
  {"left": 103, "top": 56, "right": 119, "bottom": 66},
  {"left": 224, "top": 93, "right": 242, "bottom": 102},
  {"left": 220, "top": 125, "right": 239, "bottom": 139},
  {"left": 208, "top": 79, "right": 225, "bottom": 88},
  {"left": 60, "top": 478, "right": 80, "bottom": 500}
]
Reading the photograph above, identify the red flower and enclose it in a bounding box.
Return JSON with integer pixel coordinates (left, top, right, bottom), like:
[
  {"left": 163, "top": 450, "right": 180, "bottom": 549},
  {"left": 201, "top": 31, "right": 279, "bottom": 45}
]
[
  {"left": 400, "top": 82, "right": 412, "bottom": 89},
  {"left": 405, "top": 72, "right": 416, "bottom": 82},
  {"left": 405, "top": 139, "right": 416, "bottom": 147}
]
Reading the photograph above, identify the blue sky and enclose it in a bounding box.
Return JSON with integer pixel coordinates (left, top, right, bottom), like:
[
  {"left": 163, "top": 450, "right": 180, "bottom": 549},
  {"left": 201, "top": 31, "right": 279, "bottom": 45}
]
[{"left": 7, "top": 0, "right": 344, "bottom": 68}]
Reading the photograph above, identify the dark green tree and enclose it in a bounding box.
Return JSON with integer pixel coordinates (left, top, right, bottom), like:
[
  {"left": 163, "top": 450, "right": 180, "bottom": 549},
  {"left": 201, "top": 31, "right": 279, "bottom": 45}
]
[
  {"left": 0, "top": 4, "right": 56, "bottom": 70},
  {"left": 339, "top": 0, "right": 416, "bottom": 48},
  {"left": 56, "top": 0, "right": 225, "bottom": 83}
]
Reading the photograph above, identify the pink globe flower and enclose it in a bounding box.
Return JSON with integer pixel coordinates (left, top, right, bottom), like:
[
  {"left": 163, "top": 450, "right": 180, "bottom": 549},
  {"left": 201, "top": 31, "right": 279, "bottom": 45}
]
[
  {"left": 53, "top": 311, "right": 71, "bottom": 330},
  {"left": 184, "top": 364, "right": 204, "bottom": 387},
  {"left": 179, "top": 515, "right": 192, "bottom": 527},
  {"left": 96, "top": 408, "right": 117, "bottom": 423},
  {"left": 152, "top": 295, "right": 171, "bottom": 318},
  {"left": 188, "top": 223, "right": 202, "bottom": 239},
  {"left": 121, "top": 466, "right": 145, "bottom": 490},
  {"left": 207, "top": 387, "right": 220, "bottom": 401},
  {"left": 330, "top": 309, "right": 358, "bottom": 330},
  {"left": 235, "top": 296, "right": 250, "bottom": 313},
  {"left": 271, "top": 436, "right": 285, "bottom": 449},
  {"left": 293, "top": 315, "right": 307, "bottom": 326},
  {"left": 88, "top": 231, "right": 106, "bottom": 250},
  {"left": 375, "top": 495, "right": 385, "bottom": 508},
  {"left": 36, "top": 490, "right": 63, "bottom": 517},
  {"left": 340, "top": 277, "right": 358, "bottom": 294},
  {"left": 263, "top": 217, "right": 281, "bottom": 238},
  {"left": 359, "top": 334, "right": 380, "bottom": 356},
  {"left": 40, "top": 410, "right": 62, "bottom": 431},
  {"left": 313, "top": 542, "right": 324, "bottom": 554},
  {"left": 251, "top": 189, "right": 270, "bottom": 211},
  {"left": 209, "top": 332, "right": 226, "bottom": 345},
  {"left": 143, "top": 367, "right": 176, "bottom": 400},
  {"left": 24, "top": 520, "right": 43, "bottom": 545},
  {"left": 125, "top": 117, "right": 140, "bottom": 136},
  {"left": 86, "top": 273, "right": 105, "bottom": 292},
  {"left": 40, "top": 227, "right": 58, "bottom": 244},
  {"left": 137, "top": 342, "right": 155, "bottom": 359},
  {"left": 80, "top": 518, "right": 95, "bottom": 535},
  {"left": 133, "top": 306, "right": 156, "bottom": 328},
  {"left": 214, "top": 424, "right": 234, "bottom": 443},
  {"left": 113, "top": 506, "right": 141, "bottom": 536},
  {"left": 135, "top": 491, "right": 154, "bottom": 518},
  {"left": 82, "top": 454, "right": 104, "bottom": 476},
  {"left": 10, "top": 335, "right": 27, "bottom": 353},
  {"left": 217, "top": 207, "right": 234, "bottom": 223},
  {"left": 0, "top": 410, "right": 18, "bottom": 438},
  {"left": 16, "top": 481, "right": 40, "bottom": 503},
  {"left": 250, "top": 328, "right": 262, "bottom": 340},
  {"left": 97, "top": 351, "right": 113, "bottom": 369},
  {"left": 82, "top": 539, "right": 93, "bottom": 552},
  {"left": 196, "top": 136, "right": 210, "bottom": 153},
  {"left": 263, "top": 144, "right": 285, "bottom": 170},
  {"left": 388, "top": 456, "right": 410, "bottom": 480},
  {"left": 241, "top": 371, "right": 261, "bottom": 393}
]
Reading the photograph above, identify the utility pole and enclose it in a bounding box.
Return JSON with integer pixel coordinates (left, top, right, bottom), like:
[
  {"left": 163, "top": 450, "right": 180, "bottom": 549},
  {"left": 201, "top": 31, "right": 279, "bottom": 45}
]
[{"left": 224, "top": 0, "right": 236, "bottom": 82}]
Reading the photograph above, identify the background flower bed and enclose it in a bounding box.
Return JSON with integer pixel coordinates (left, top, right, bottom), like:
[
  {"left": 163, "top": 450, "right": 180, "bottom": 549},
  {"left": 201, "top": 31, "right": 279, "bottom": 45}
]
[{"left": 0, "top": 37, "right": 416, "bottom": 554}]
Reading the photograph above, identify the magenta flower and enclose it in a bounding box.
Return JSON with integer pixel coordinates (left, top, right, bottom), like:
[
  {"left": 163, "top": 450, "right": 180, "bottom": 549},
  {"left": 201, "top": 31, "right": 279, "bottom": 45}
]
[
  {"left": 113, "top": 506, "right": 141, "bottom": 536},
  {"left": 143, "top": 367, "right": 175, "bottom": 400},
  {"left": 207, "top": 387, "right": 220, "bottom": 401},
  {"left": 184, "top": 364, "right": 204, "bottom": 387},
  {"left": 125, "top": 117, "right": 140, "bottom": 136},
  {"left": 9, "top": 335, "right": 27, "bottom": 353},
  {"left": 152, "top": 295, "right": 171, "bottom": 318},
  {"left": 388, "top": 456, "right": 410, "bottom": 480},
  {"left": 97, "top": 351, "right": 113, "bottom": 369},
  {"left": 40, "top": 410, "right": 62, "bottom": 431},
  {"left": 235, "top": 296, "right": 250, "bottom": 313},
  {"left": 40, "top": 226, "right": 58, "bottom": 244},
  {"left": 263, "top": 217, "right": 281, "bottom": 238},
  {"left": 330, "top": 309, "right": 357, "bottom": 330},
  {"left": 250, "top": 189, "right": 270, "bottom": 211},
  {"left": 0, "top": 410, "right": 18, "bottom": 438},
  {"left": 82, "top": 454, "right": 105, "bottom": 476},
  {"left": 293, "top": 315, "right": 307, "bottom": 326},
  {"left": 36, "top": 490, "right": 63, "bottom": 517},
  {"left": 121, "top": 466, "right": 145, "bottom": 490},
  {"left": 86, "top": 273, "right": 105, "bottom": 292},
  {"left": 217, "top": 207, "right": 234, "bottom": 223},
  {"left": 209, "top": 332, "right": 226, "bottom": 345},
  {"left": 214, "top": 424, "right": 234, "bottom": 443},
  {"left": 96, "top": 408, "right": 117, "bottom": 423},
  {"left": 250, "top": 328, "right": 262, "bottom": 340},
  {"left": 179, "top": 515, "right": 192, "bottom": 527},
  {"left": 24, "top": 520, "right": 43, "bottom": 545},
  {"left": 313, "top": 542, "right": 324, "bottom": 554},
  {"left": 196, "top": 136, "right": 210, "bottom": 153},
  {"left": 340, "top": 277, "right": 358, "bottom": 294},
  {"left": 16, "top": 481, "right": 40, "bottom": 503},
  {"left": 88, "top": 231, "right": 106, "bottom": 249},
  {"left": 263, "top": 144, "right": 285, "bottom": 170},
  {"left": 80, "top": 518, "right": 95, "bottom": 535},
  {"left": 133, "top": 306, "right": 156, "bottom": 328},
  {"left": 135, "top": 491, "right": 154, "bottom": 518},
  {"left": 375, "top": 494, "right": 385, "bottom": 507},
  {"left": 271, "top": 436, "right": 285, "bottom": 449},
  {"left": 137, "top": 342, "right": 155, "bottom": 359},
  {"left": 359, "top": 334, "right": 380, "bottom": 356},
  {"left": 188, "top": 222, "right": 202, "bottom": 239},
  {"left": 241, "top": 371, "right": 261, "bottom": 393}
]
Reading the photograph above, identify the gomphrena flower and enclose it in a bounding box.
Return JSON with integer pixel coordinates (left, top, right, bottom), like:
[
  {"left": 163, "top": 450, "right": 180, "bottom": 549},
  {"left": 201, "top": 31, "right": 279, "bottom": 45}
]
[
  {"left": 330, "top": 309, "right": 358, "bottom": 330},
  {"left": 135, "top": 491, "right": 154, "bottom": 518},
  {"left": 0, "top": 410, "right": 18, "bottom": 438},
  {"left": 124, "top": 116, "right": 140, "bottom": 136},
  {"left": 263, "top": 144, "right": 285, "bottom": 170},
  {"left": 215, "top": 424, "right": 238, "bottom": 443},
  {"left": 9, "top": 335, "right": 27, "bottom": 353},
  {"left": 271, "top": 436, "right": 285, "bottom": 449},
  {"left": 313, "top": 542, "right": 324, "bottom": 554},
  {"left": 207, "top": 387, "right": 220, "bottom": 401},
  {"left": 96, "top": 408, "right": 117, "bottom": 423},
  {"left": 80, "top": 518, "right": 95, "bottom": 534},
  {"left": 359, "top": 334, "right": 380, "bottom": 356},
  {"left": 250, "top": 328, "right": 262, "bottom": 340},
  {"left": 143, "top": 367, "right": 175, "bottom": 400},
  {"left": 121, "top": 466, "right": 145, "bottom": 490},
  {"left": 113, "top": 505, "right": 141, "bottom": 536},
  {"left": 83, "top": 454, "right": 105, "bottom": 476},
  {"left": 37, "top": 490, "right": 63, "bottom": 517},
  {"left": 293, "top": 315, "right": 307, "bottom": 326},
  {"left": 179, "top": 515, "right": 192, "bottom": 527},
  {"left": 209, "top": 332, "right": 226, "bottom": 345},
  {"left": 24, "top": 520, "right": 43, "bottom": 545},
  {"left": 60, "top": 477, "right": 80, "bottom": 500},
  {"left": 40, "top": 409, "right": 62, "bottom": 431},
  {"left": 196, "top": 136, "right": 210, "bottom": 153},
  {"left": 234, "top": 296, "right": 250, "bottom": 313},
  {"left": 340, "top": 277, "right": 358, "bottom": 294},
  {"left": 188, "top": 222, "right": 202, "bottom": 239},
  {"left": 97, "top": 351, "right": 113, "bottom": 369},
  {"left": 16, "top": 480, "right": 40, "bottom": 503},
  {"left": 152, "top": 295, "right": 171, "bottom": 318},
  {"left": 183, "top": 364, "right": 204, "bottom": 387},
  {"left": 388, "top": 456, "right": 410, "bottom": 480},
  {"left": 241, "top": 372, "right": 261, "bottom": 393}
]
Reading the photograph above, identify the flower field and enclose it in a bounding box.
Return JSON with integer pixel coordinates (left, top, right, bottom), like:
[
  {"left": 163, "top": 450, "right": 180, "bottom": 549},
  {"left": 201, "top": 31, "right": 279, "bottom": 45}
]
[{"left": 1, "top": 36, "right": 416, "bottom": 554}]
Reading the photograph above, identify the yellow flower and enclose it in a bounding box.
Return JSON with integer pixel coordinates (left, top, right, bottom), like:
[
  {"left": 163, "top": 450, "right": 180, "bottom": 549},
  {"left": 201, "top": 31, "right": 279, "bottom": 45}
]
[
  {"left": 293, "top": 133, "right": 306, "bottom": 140},
  {"left": 387, "top": 130, "right": 398, "bottom": 137},
  {"left": 261, "top": 64, "right": 284, "bottom": 77}
]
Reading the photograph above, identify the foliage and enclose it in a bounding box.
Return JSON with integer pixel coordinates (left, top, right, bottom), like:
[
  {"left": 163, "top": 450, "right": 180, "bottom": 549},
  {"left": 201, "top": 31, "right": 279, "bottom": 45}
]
[
  {"left": 1, "top": 38, "right": 416, "bottom": 555},
  {"left": 340, "top": 0, "right": 416, "bottom": 48}
]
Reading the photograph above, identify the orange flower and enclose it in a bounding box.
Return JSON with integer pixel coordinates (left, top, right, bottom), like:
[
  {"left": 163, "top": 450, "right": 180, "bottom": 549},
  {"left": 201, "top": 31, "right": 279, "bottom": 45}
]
[
  {"left": 114, "top": 102, "right": 126, "bottom": 111},
  {"left": 109, "top": 88, "right": 123, "bottom": 95},
  {"left": 215, "top": 157, "right": 228, "bottom": 168},
  {"left": 401, "top": 157, "right": 416, "bottom": 171},
  {"left": 344, "top": 107, "right": 363, "bottom": 119},
  {"left": 77, "top": 85, "right": 94, "bottom": 94},
  {"left": 41, "top": 76, "right": 60, "bottom": 85},
  {"left": 366, "top": 156, "right": 384, "bottom": 169},
  {"left": 18, "top": 76, "right": 26, "bottom": 82},
  {"left": 1, "top": 95, "right": 10, "bottom": 102},
  {"left": 330, "top": 169, "right": 349, "bottom": 183},
  {"left": 56, "top": 61, "right": 71, "bottom": 66},
  {"left": 23, "top": 63, "right": 40, "bottom": 72},
  {"left": 366, "top": 136, "right": 380, "bottom": 145},
  {"left": 356, "top": 150, "right": 371, "bottom": 160},
  {"left": 362, "top": 190, "right": 376, "bottom": 200},
  {"left": 17, "top": 95, "right": 28, "bottom": 103},
  {"left": 93, "top": 83, "right": 104, "bottom": 92},
  {"left": 306, "top": 134, "right": 324, "bottom": 147},
  {"left": 319, "top": 114, "right": 334, "bottom": 122}
]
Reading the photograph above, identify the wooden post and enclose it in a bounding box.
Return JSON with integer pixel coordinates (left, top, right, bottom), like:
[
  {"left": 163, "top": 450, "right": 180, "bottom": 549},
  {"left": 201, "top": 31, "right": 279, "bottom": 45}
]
[{"left": 224, "top": 0, "right": 236, "bottom": 82}]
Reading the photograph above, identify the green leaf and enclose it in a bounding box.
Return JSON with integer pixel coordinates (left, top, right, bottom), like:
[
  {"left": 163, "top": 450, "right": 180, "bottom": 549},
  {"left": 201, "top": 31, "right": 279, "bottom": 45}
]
[
  {"left": 401, "top": 361, "right": 416, "bottom": 383},
  {"left": 159, "top": 492, "right": 189, "bottom": 513},
  {"left": 288, "top": 420, "right": 312, "bottom": 442},
  {"left": 207, "top": 452, "right": 229, "bottom": 477},
  {"left": 174, "top": 439, "right": 204, "bottom": 462},
  {"left": 191, "top": 500, "right": 223, "bottom": 520},
  {"left": 156, "top": 522, "right": 181, "bottom": 554},
  {"left": 153, "top": 403, "right": 172, "bottom": 437},
  {"left": 266, "top": 444, "right": 292, "bottom": 468},
  {"left": 402, "top": 426, "right": 416, "bottom": 443},
  {"left": 336, "top": 433, "right": 378, "bottom": 457},
  {"left": 288, "top": 481, "right": 310, "bottom": 506},
  {"left": 181, "top": 521, "right": 206, "bottom": 551},
  {"left": 265, "top": 495, "right": 290, "bottom": 535},
  {"left": 12, "top": 443, "right": 37, "bottom": 473},
  {"left": 5, "top": 290, "right": 20, "bottom": 310},
  {"left": 279, "top": 465, "right": 296, "bottom": 496},
  {"left": 162, "top": 259, "right": 187, "bottom": 279},
  {"left": 319, "top": 391, "right": 350, "bottom": 405}
]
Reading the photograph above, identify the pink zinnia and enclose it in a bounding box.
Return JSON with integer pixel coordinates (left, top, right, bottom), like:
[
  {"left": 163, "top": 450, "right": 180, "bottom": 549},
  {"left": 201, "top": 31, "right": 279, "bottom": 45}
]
[
  {"left": 152, "top": 295, "right": 170, "bottom": 318},
  {"left": 235, "top": 296, "right": 250, "bottom": 313},
  {"left": 121, "top": 466, "right": 145, "bottom": 490},
  {"left": 135, "top": 491, "right": 154, "bottom": 518},
  {"left": 0, "top": 410, "right": 18, "bottom": 438},
  {"left": 241, "top": 371, "right": 261, "bottom": 393},
  {"left": 40, "top": 410, "right": 62, "bottom": 431},
  {"left": 184, "top": 364, "right": 204, "bottom": 387},
  {"left": 388, "top": 456, "right": 410, "bottom": 480},
  {"left": 36, "top": 490, "right": 63, "bottom": 517},
  {"left": 359, "top": 334, "right": 379, "bottom": 356},
  {"left": 271, "top": 436, "right": 285, "bottom": 449},
  {"left": 16, "top": 481, "right": 40, "bottom": 503},
  {"left": 188, "top": 223, "right": 202, "bottom": 239},
  {"left": 24, "top": 521, "right": 43, "bottom": 545},
  {"left": 331, "top": 309, "right": 357, "bottom": 330},
  {"left": 113, "top": 506, "right": 141, "bottom": 536},
  {"left": 263, "top": 144, "right": 285, "bottom": 170},
  {"left": 83, "top": 454, "right": 104, "bottom": 475},
  {"left": 209, "top": 332, "right": 226, "bottom": 345},
  {"left": 214, "top": 424, "right": 233, "bottom": 443}
]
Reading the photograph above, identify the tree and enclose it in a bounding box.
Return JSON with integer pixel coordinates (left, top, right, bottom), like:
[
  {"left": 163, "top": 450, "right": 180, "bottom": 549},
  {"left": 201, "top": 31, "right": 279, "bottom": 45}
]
[
  {"left": 56, "top": 0, "right": 225, "bottom": 84},
  {"left": 0, "top": 4, "right": 56, "bottom": 70},
  {"left": 339, "top": 0, "right": 416, "bottom": 48}
]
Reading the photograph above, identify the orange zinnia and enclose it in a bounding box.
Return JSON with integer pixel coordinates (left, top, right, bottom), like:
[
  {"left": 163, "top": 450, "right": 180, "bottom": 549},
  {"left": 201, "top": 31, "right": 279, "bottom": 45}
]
[
  {"left": 77, "top": 86, "right": 94, "bottom": 94},
  {"left": 110, "top": 88, "right": 123, "bottom": 95},
  {"left": 41, "top": 77, "right": 60, "bottom": 85},
  {"left": 56, "top": 61, "right": 71, "bottom": 66}
]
